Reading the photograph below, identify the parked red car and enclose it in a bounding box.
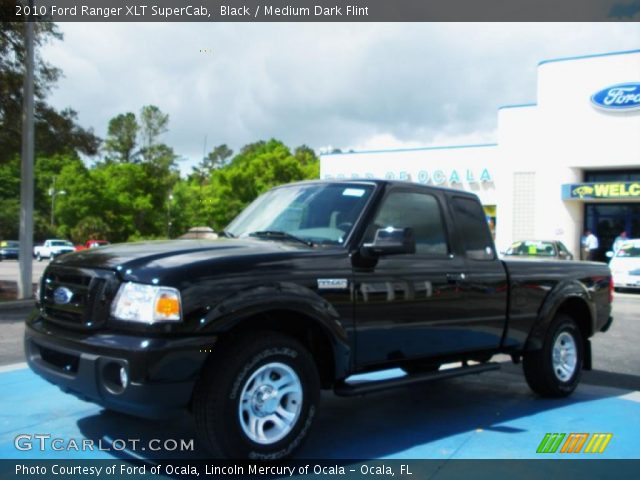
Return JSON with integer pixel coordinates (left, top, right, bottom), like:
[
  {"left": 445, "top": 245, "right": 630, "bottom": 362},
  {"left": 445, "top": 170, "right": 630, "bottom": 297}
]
[{"left": 74, "top": 240, "right": 110, "bottom": 251}]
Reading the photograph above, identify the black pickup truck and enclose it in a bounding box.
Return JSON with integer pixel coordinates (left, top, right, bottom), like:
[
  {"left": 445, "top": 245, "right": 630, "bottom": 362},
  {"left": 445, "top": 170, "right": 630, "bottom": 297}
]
[{"left": 26, "top": 180, "right": 613, "bottom": 459}]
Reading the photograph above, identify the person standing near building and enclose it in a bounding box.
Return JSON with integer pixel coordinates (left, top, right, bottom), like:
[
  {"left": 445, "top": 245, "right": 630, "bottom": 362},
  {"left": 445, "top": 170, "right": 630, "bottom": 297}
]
[
  {"left": 613, "top": 231, "right": 628, "bottom": 253},
  {"left": 582, "top": 229, "right": 599, "bottom": 261}
]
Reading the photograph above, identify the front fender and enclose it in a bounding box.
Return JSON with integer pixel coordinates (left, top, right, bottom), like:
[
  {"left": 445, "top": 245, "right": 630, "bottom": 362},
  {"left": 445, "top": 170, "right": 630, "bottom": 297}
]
[
  {"left": 524, "top": 279, "right": 596, "bottom": 351},
  {"left": 198, "top": 282, "right": 351, "bottom": 379}
]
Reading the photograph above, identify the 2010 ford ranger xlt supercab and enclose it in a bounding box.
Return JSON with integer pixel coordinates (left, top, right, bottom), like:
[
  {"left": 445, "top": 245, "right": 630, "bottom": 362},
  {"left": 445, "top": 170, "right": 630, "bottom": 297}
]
[{"left": 26, "top": 180, "right": 614, "bottom": 459}]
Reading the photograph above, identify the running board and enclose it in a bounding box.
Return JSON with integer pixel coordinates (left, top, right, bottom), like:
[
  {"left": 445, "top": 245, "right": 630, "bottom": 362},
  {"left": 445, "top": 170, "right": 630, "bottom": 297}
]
[{"left": 334, "top": 362, "right": 500, "bottom": 397}]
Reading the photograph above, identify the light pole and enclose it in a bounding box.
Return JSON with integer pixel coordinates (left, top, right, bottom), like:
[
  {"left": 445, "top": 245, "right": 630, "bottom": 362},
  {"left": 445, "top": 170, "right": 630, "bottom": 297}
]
[
  {"left": 49, "top": 177, "right": 66, "bottom": 228},
  {"left": 18, "top": 0, "right": 35, "bottom": 299}
]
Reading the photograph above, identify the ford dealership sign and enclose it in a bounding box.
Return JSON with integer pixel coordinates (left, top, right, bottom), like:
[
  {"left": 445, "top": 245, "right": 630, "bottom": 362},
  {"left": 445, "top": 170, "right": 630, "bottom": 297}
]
[{"left": 591, "top": 83, "right": 640, "bottom": 111}]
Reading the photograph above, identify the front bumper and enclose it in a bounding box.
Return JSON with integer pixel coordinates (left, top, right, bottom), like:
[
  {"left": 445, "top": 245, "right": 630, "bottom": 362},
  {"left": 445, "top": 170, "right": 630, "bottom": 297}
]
[{"left": 25, "top": 316, "right": 217, "bottom": 418}]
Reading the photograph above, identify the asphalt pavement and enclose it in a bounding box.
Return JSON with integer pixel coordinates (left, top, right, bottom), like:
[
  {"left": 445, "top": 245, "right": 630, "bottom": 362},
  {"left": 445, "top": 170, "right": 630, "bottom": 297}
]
[{"left": 0, "top": 258, "right": 49, "bottom": 284}]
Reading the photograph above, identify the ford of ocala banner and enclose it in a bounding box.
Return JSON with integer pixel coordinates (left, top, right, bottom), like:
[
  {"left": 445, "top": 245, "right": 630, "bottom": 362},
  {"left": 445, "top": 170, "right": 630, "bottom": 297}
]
[{"left": 591, "top": 83, "right": 640, "bottom": 111}]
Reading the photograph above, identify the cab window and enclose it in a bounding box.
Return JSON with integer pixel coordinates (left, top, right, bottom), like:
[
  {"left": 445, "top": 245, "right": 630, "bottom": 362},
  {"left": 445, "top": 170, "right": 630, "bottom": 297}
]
[
  {"left": 363, "top": 191, "right": 448, "bottom": 256},
  {"left": 452, "top": 197, "right": 495, "bottom": 260}
]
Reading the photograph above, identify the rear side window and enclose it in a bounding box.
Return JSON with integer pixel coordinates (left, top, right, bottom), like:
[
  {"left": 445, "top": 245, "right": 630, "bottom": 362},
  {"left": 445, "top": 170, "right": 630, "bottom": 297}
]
[{"left": 452, "top": 197, "right": 495, "bottom": 261}]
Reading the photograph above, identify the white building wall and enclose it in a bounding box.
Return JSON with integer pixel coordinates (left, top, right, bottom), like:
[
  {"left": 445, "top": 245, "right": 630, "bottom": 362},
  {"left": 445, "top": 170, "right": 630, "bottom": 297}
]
[
  {"left": 537, "top": 52, "right": 640, "bottom": 170},
  {"left": 320, "top": 145, "right": 499, "bottom": 206},
  {"left": 320, "top": 49, "right": 640, "bottom": 258}
]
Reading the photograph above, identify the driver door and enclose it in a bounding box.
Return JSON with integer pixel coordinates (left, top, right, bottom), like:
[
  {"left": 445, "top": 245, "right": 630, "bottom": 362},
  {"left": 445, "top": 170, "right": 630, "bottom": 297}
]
[{"left": 352, "top": 186, "right": 469, "bottom": 367}]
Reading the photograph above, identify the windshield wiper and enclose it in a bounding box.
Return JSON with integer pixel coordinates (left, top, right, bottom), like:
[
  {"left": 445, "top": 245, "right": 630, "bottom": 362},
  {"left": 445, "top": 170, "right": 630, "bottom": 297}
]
[
  {"left": 248, "top": 230, "right": 314, "bottom": 247},
  {"left": 219, "top": 230, "right": 236, "bottom": 238}
]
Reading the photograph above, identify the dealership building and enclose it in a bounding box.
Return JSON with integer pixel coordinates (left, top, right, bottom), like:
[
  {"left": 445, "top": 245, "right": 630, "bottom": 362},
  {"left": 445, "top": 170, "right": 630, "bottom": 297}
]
[{"left": 320, "top": 48, "right": 640, "bottom": 260}]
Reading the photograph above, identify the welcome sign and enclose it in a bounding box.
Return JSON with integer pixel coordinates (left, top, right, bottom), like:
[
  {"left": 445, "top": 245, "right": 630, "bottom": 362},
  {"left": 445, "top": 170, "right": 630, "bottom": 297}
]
[
  {"left": 591, "top": 83, "right": 640, "bottom": 111},
  {"left": 562, "top": 182, "right": 640, "bottom": 200}
]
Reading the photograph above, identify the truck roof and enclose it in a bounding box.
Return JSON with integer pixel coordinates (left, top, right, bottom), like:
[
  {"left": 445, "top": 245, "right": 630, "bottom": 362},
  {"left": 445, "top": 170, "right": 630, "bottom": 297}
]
[{"left": 279, "top": 178, "right": 482, "bottom": 199}]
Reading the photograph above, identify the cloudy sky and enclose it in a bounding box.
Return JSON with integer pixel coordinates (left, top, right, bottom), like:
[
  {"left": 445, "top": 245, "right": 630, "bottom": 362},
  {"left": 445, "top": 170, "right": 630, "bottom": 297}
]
[{"left": 41, "top": 22, "right": 639, "bottom": 174}]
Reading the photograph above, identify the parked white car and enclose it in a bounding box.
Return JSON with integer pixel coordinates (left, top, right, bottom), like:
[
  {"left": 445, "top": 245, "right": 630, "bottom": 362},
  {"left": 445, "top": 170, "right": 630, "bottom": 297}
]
[
  {"left": 608, "top": 239, "right": 640, "bottom": 291},
  {"left": 33, "top": 239, "right": 75, "bottom": 261}
]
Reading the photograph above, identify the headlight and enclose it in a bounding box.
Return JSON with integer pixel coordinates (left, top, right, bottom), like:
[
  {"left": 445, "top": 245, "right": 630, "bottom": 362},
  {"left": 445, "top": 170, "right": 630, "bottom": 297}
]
[{"left": 111, "top": 282, "right": 182, "bottom": 324}]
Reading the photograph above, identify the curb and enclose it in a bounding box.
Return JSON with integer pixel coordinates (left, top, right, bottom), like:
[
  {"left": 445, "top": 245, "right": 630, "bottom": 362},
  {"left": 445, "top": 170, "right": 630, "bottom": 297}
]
[{"left": 0, "top": 299, "right": 35, "bottom": 312}]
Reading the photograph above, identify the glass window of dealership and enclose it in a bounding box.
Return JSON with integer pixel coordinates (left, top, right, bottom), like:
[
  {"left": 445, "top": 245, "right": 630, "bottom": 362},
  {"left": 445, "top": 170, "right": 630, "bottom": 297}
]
[{"left": 320, "top": 49, "right": 640, "bottom": 261}]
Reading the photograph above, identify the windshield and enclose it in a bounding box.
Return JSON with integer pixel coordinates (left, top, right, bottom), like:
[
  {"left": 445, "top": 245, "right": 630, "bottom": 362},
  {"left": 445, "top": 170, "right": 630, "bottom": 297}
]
[
  {"left": 506, "top": 240, "right": 557, "bottom": 257},
  {"left": 616, "top": 243, "right": 640, "bottom": 258},
  {"left": 226, "top": 183, "right": 374, "bottom": 245},
  {"left": 51, "top": 241, "right": 73, "bottom": 247},
  {"left": 1, "top": 241, "right": 18, "bottom": 248}
]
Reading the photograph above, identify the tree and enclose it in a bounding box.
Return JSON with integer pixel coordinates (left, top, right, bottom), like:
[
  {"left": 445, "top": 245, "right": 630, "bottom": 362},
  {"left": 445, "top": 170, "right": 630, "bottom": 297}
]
[
  {"left": 139, "top": 105, "right": 169, "bottom": 162},
  {"left": 205, "top": 144, "right": 233, "bottom": 170},
  {"left": 0, "top": 20, "right": 100, "bottom": 165},
  {"left": 205, "top": 139, "right": 320, "bottom": 228},
  {"left": 70, "top": 217, "right": 111, "bottom": 243},
  {"left": 103, "top": 112, "right": 138, "bottom": 163},
  {"left": 191, "top": 144, "right": 233, "bottom": 181}
]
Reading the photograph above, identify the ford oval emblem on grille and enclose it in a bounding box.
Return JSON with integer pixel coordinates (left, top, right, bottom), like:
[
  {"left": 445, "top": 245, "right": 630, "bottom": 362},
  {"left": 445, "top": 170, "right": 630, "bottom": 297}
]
[{"left": 53, "top": 287, "right": 74, "bottom": 305}]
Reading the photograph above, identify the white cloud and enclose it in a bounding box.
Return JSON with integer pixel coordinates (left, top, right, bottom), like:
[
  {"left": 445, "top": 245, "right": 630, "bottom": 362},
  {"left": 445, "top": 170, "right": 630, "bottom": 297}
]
[{"left": 41, "top": 22, "right": 640, "bottom": 175}]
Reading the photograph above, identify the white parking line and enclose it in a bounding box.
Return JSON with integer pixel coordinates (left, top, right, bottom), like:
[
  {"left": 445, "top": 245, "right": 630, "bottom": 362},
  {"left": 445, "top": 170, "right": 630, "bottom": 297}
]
[
  {"left": 0, "top": 362, "right": 28, "bottom": 373},
  {"left": 619, "top": 391, "right": 640, "bottom": 403},
  {"left": 580, "top": 383, "right": 640, "bottom": 402}
]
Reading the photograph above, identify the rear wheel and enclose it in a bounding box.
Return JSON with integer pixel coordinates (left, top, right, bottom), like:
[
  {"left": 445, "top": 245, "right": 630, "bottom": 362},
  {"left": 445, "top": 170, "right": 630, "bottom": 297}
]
[
  {"left": 523, "top": 314, "right": 583, "bottom": 397},
  {"left": 36, "top": 253, "right": 42, "bottom": 262},
  {"left": 193, "top": 332, "right": 320, "bottom": 459}
]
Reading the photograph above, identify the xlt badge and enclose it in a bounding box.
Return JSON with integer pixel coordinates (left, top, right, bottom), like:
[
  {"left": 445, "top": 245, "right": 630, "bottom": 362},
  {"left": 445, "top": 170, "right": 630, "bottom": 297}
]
[{"left": 317, "top": 279, "right": 348, "bottom": 290}]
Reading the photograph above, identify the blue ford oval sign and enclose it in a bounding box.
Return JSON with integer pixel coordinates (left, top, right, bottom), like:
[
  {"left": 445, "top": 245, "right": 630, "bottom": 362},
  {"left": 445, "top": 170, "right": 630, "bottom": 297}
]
[
  {"left": 53, "top": 286, "right": 74, "bottom": 305},
  {"left": 591, "top": 83, "right": 640, "bottom": 111}
]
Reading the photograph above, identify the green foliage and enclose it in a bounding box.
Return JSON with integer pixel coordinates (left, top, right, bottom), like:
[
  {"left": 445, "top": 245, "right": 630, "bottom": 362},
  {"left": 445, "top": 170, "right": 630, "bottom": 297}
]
[
  {"left": 70, "top": 217, "right": 111, "bottom": 243},
  {"left": 0, "top": 197, "right": 20, "bottom": 240},
  {"left": 103, "top": 112, "right": 138, "bottom": 163},
  {"left": 172, "top": 139, "right": 320, "bottom": 231},
  {"left": 192, "top": 144, "right": 234, "bottom": 179},
  {"left": 0, "top": 21, "right": 99, "bottom": 165},
  {"left": 1, "top": 21, "right": 320, "bottom": 246},
  {"left": 139, "top": 105, "right": 169, "bottom": 161}
]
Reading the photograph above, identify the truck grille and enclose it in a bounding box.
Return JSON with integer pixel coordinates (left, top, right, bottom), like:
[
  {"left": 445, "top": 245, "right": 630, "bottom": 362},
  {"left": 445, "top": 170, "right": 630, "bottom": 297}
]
[{"left": 40, "top": 266, "right": 118, "bottom": 330}]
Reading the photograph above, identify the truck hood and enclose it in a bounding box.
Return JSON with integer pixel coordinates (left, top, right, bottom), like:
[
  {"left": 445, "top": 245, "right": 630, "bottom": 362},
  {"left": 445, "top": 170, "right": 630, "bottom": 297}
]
[{"left": 51, "top": 238, "right": 311, "bottom": 283}]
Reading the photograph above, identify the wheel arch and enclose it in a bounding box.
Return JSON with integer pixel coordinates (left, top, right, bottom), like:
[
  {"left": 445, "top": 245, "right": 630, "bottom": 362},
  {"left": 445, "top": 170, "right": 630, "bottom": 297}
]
[
  {"left": 201, "top": 305, "right": 350, "bottom": 389},
  {"left": 524, "top": 280, "right": 596, "bottom": 353}
]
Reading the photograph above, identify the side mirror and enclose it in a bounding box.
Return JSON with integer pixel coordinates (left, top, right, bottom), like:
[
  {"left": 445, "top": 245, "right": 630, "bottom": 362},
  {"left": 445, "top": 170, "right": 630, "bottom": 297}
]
[
  {"left": 362, "top": 227, "right": 416, "bottom": 256},
  {"left": 605, "top": 251, "right": 614, "bottom": 258}
]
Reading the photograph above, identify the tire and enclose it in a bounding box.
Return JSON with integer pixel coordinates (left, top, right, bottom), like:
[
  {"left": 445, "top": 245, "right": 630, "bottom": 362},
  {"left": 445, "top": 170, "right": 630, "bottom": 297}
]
[
  {"left": 193, "top": 332, "right": 320, "bottom": 459},
  {"left": 36, "top": 253, "right": 42, "bottom": 262},
  {"left": 402, "top": 361, "right": 440, "bottom": 375},
  {"left": 523, "top": 314, "right": 583, "bottom": 397}
]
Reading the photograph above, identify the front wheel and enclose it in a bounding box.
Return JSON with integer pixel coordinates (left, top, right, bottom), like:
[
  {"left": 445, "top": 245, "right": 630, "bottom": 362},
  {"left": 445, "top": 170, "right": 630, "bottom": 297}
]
[
  {"left": 523, "top": 314, "right": 583, "bottom": 397},
  {"left": 193, "top": 332, "right": 320, "bottom": 459}
]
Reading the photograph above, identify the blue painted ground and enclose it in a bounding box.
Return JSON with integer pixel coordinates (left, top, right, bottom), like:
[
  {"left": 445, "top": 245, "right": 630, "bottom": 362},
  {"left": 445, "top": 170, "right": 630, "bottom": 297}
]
[{"left": 1, "top": 366, "right": 639, "bottom": 460}]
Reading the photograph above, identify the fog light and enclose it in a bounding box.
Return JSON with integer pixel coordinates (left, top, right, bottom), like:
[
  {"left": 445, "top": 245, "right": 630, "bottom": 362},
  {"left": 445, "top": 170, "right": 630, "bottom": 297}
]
[{"left": 119, "top": 366, "right": 129, "bottom": 389}]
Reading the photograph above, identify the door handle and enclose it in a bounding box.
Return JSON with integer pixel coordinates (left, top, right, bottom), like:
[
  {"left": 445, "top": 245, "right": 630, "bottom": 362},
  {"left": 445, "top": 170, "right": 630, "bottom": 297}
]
[{"left": 446, "top": 272, "right": 467, "bottom": 283}]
